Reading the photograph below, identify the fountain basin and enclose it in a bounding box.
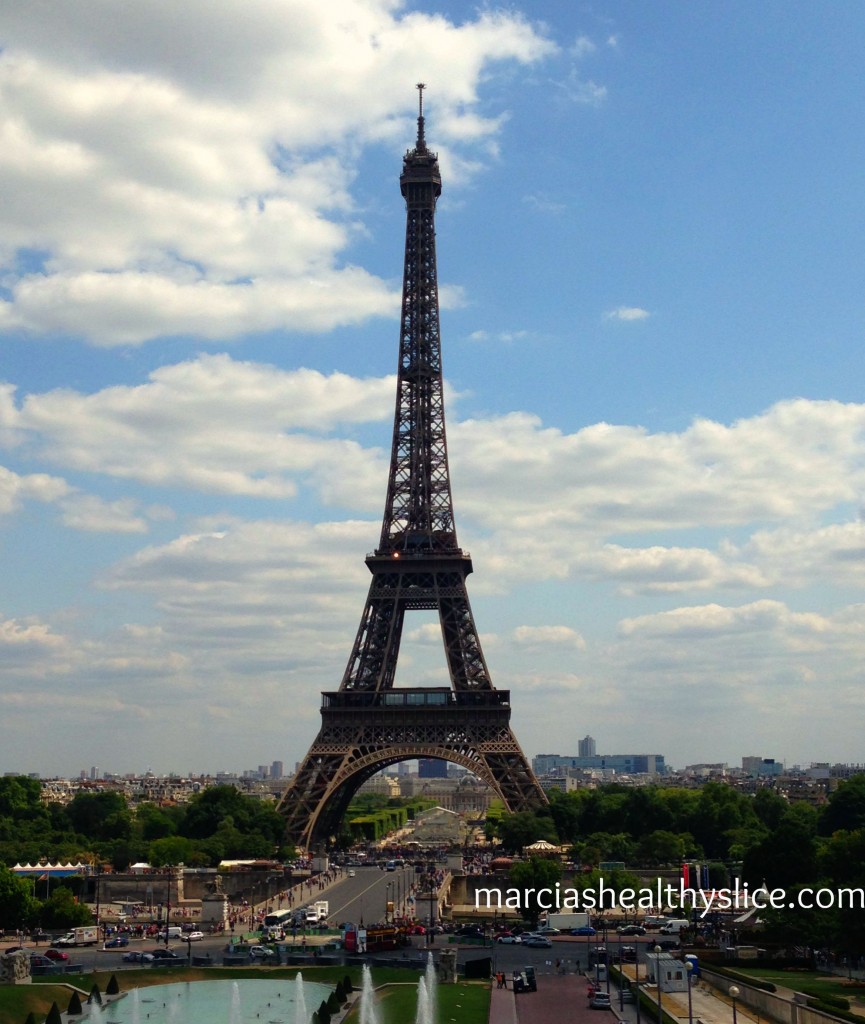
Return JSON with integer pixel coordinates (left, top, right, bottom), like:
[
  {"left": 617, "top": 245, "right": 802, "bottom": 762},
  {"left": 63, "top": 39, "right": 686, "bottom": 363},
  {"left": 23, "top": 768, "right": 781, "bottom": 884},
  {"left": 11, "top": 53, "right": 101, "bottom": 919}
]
[{"left": 100, "top": 978, "right": 334, "bottom": 1024}]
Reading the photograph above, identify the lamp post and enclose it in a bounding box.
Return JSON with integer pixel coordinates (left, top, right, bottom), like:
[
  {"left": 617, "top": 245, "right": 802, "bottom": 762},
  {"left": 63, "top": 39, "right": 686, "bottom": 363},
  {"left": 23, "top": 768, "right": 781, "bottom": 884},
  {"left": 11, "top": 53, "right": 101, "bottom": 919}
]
[
  {"left": 654, "top": 945, "right": 663, "bottom": 1024},
  {"left": 618, "top": 931, "right": 624, "bottom": 1011},
  {"left": 635, "top": 941, "right": 641, "bottom": 1024},
  {"left": 386, "top": 882, "right": 393, "bottom": 925},
  {"left": 729, "top": 985, "right": 739, "bottom": 1024},
  {"left": 686, "top": 961, "right": 694, "bottom": 1024}
]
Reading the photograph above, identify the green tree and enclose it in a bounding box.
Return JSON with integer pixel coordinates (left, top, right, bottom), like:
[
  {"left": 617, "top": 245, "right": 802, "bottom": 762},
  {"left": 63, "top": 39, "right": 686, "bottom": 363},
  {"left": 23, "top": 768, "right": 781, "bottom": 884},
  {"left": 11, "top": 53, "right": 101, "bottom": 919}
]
[
  {"left": 39, "top": 885, "right": 93, "bottom": 929},
  {"left": 508, "top": 856, "right": 563, "bottom": 926},
  {"left": 742, "top": 802, "right": 818, "bottom": 888},
  {"left": 66, "top": 792, "right": 132, "bottom": 842},
  {"left": 495, "top": 812, "right": 558, "bottom": 854},
  {"left": 0, "top": 866, "right": 39, "bottom": 929},
  {"left": 819, "top": 774, "right": 865, "bottom": 835},
  {"left": 135, "top": 803, "right": 179, "bottom": 841},
  {"left": 148, "top": 836, "right": 199, "bottom": 866},
  {"left": 636, "top": 830, "right": 690, "bottom": 866}
]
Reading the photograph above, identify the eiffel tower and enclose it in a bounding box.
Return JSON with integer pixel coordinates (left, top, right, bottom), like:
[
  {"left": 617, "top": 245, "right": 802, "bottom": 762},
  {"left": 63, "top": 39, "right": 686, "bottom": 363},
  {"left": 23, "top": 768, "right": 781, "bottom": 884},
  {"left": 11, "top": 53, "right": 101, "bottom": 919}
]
[{"left": 278, "top": 86, "right": 547, "bottom": 850}]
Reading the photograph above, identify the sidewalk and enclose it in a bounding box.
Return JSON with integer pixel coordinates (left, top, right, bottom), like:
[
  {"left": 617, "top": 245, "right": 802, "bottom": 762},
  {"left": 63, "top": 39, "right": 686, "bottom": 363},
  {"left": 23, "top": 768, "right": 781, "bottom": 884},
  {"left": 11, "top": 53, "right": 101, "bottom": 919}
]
[{"left": 489, "top": 982, "right": 518, "bottom": 1024}]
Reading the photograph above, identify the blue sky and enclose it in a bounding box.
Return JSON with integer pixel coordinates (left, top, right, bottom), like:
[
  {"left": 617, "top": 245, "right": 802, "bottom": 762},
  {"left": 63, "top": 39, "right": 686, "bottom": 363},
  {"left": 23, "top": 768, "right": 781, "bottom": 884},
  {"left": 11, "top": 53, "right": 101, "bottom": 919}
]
[{"left": 2, "top": 1, "right": 865, "bottom": 778}]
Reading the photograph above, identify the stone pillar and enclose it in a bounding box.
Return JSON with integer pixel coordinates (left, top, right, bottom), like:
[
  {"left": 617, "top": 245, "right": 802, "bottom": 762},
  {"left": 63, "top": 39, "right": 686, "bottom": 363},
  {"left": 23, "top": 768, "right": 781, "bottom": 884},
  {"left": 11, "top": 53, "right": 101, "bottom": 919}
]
[
  {"left": 200, "top": 894, "right": 229, "bottom": 929},
  {"left": 439, "top": 948, "right": 457, "bottom": 984},
  {"left": 0, "top": 951, "right": 31, "bottom": 985}
]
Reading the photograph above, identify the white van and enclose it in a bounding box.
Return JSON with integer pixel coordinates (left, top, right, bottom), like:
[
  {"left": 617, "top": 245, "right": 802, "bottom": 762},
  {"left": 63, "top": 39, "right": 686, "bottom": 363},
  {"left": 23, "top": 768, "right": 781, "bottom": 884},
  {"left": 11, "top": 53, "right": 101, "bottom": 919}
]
[
  {"left": 165, "top": 926, "right": 184, "bottom": 939},
  {"left": 659, "top": 919, "right": 689, "bottom": 935}
]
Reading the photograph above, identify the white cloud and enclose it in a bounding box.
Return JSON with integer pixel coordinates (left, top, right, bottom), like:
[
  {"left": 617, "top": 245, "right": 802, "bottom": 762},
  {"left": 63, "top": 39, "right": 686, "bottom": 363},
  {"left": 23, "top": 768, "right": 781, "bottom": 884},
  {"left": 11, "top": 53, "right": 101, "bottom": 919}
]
[
  {"left": 570, "top": 36, "right": 597, "bottom": 58},
  {"left": 58, "top": 494, "right": 151, "bottom": 534},
  {"left": 513, "top": 625, "right": 586, "bottom": 649},
  {"left": 467, "top": 328, "right": 534, "bottom": 344},
  {"left": 4, "top": 353, "right": 392, "bottom": 504},
  {"left": 5, "top": 358, "right": 865, "bottom": 769},
  {"left": 0, "top": 1, "right": 556, "bottom": 346},
  {"left": 605, "top": 306, "right": 650, "bottom": 321},
  {"left": 0, "top": 464, "right": 70, "bottom": 515}
]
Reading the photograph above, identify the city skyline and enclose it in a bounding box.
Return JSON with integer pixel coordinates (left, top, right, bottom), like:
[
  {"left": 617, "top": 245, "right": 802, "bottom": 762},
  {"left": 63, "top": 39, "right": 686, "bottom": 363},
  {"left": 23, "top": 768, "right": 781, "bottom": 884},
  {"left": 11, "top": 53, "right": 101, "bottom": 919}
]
[{"left": 3, "top": 3, "right": 865, "bottom": 775}]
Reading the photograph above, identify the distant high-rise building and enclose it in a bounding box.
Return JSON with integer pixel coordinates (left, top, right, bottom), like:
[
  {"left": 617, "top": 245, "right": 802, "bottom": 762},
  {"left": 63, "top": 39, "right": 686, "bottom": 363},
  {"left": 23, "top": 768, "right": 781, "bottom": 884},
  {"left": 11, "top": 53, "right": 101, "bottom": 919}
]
[
  {"left": 418, "top": 758, "right": 449, "bottom": 779},
  {"left": 258, "top": 765, "right": 269, "bottom": 779},
  {"left": 90, "top": 766, "right": 100, "bottom": 780},
  {"left": 578, "top": 735, "right": 596, "bottom": 758},
  {"left": 532, "top": 752, "right": 666, "bottom": 775},
  {"left": 742, "top": 756, "right": 783, "bottom": 777},
  {"left": 271, "top": 761, "right": 284, "bottom": 780}
]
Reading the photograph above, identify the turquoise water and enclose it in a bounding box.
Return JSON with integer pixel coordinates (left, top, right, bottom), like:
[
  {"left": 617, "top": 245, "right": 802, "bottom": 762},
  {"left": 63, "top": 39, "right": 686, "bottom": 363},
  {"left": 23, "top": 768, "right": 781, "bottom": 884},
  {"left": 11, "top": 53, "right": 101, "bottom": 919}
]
[{"left": 100, "top": 978, "right": 334, "bottom": 1024}]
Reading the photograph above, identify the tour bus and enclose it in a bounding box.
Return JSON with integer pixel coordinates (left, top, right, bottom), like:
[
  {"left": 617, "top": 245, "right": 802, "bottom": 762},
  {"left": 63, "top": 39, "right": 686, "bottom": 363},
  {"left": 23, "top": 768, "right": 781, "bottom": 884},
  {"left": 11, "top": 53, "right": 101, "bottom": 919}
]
[{"left": 262, "top": 908, "right": 293, "bottom": 932}]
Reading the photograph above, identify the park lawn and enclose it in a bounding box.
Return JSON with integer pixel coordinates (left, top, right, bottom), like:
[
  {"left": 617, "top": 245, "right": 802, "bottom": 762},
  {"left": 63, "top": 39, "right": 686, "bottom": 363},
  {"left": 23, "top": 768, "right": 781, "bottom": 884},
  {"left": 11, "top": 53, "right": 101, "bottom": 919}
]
[
  {"left": 345, "top": 979, "right": 490, "bottom": 1024},
  {"left": 730, "top": 968, "right": 865, "bottom": 1008}
]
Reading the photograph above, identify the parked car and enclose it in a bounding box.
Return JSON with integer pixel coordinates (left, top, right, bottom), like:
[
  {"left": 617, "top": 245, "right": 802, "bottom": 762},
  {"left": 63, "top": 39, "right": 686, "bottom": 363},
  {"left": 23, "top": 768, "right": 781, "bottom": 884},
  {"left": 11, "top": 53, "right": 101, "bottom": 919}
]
[
  {"left": 249, "top": 946, "right": 278, "bottom": 960},
  {"left": 536, "top": 925, "right": 561, "bottom": 935},
  {"left": 571, "top": 926, "right": 597, "bottom": 936},
  {"left": 29, "top": 955, "right": 57, "bottom": 970},
  {"left": 104, "top": 936, "right": 129, "bottom": 948},
  {"left": 147, "top": 948, "right": 181, "bottom": 960},
  {"left": 187, "top": 932, "right": 205, "bottom": 942},
  {"left": 522, "top": 936, "right": 552, "bottom": 948},
  {"left": 591, "top": 993, "right": 612, "bottom": 1010},
  {"left": 43, "top": 948, "right": 69, "bottom": 960},
  {"left": 496, "top": 932, "right": 521, "bottom": 944},
  {"left": 616, "top": 924, "right": 646, "bottom": 935}
]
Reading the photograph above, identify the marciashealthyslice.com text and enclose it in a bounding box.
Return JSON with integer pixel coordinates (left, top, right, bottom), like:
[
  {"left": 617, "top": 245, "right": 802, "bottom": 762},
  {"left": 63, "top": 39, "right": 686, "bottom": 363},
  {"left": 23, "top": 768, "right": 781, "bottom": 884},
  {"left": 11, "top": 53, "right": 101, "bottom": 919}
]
[{"left": 474, "top": 879, "right": 865, "bottom": 919}]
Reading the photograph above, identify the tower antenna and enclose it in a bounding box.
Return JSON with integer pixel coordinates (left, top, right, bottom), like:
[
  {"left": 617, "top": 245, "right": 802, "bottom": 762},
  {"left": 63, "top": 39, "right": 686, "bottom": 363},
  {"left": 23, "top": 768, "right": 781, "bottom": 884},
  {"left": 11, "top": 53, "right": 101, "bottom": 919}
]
[{"left": 416, "top": 82, "right": 426, "bottom": 148}]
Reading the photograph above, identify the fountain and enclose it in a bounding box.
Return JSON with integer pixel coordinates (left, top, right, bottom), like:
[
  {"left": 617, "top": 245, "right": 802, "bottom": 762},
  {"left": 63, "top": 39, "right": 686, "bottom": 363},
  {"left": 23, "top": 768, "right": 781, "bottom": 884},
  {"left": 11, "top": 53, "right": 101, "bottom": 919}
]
[
  {"left": 358, "top": 963, "right": 380, "bottom": 1024},
  {"left": 86, "top": 976, "right": 329, "bottom": 1024},
  {"left": 414, "top": 977, "right": 431, "bottom": 1024},
  {"left": 294, "top": 973, "right": 307, "bottom": 1024},
  {"left": 424, "top": 952, "right": 437, "bottom": 1024},
  {"left": 230, "top": 983, "right": 242, "bottom": 1024}
]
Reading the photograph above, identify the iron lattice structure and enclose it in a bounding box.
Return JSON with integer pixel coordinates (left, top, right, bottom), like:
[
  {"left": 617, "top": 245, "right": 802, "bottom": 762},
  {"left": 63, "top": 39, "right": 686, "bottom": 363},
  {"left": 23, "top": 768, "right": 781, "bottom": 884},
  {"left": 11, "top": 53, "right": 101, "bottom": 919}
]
[{"left": 278, "top": 87, "right": 547, "bottom": 849}]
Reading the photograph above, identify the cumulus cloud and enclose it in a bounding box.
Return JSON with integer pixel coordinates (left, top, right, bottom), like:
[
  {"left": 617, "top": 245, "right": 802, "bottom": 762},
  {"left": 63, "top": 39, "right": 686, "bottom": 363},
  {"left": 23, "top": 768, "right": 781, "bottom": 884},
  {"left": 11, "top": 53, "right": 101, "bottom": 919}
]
[
  {"left": 513, "top": 625, "right": 586, "bottom": 649},
  {"left": 4, "top": 353, "right": 393, "bottom": 505},
  {"left": 0, "top": 464, "right": 70, "bottom": 515},
  {"left": 0, "top": 1, "right": 556, "bottom": 346}
]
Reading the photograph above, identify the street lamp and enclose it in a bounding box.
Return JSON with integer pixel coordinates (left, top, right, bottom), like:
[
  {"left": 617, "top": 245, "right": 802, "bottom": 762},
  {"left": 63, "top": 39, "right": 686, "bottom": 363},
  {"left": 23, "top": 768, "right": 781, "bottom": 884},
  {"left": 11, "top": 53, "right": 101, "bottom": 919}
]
[
  {"left": 654, "top": 945, "right": 663, "bottom": 1024},
  {"left": 618, "top": 931, "right": 624, "bottom": 1011},
  {"left": 635, "top": 941, "right": 641, "bottom": 1024},
  {"left": 729, "top": 985, "right": 739, "bottom": 1024},
  {"left": 686, "top": 961, "right": 694, "bottom": 1024}
]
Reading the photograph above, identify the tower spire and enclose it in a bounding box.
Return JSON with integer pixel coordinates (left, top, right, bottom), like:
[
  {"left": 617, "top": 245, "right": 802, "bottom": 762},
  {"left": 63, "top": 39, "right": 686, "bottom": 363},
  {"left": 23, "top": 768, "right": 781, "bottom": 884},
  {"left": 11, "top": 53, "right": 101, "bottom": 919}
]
[{"left": 416, "top": 81, "right": 426, "bottom": 150}]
